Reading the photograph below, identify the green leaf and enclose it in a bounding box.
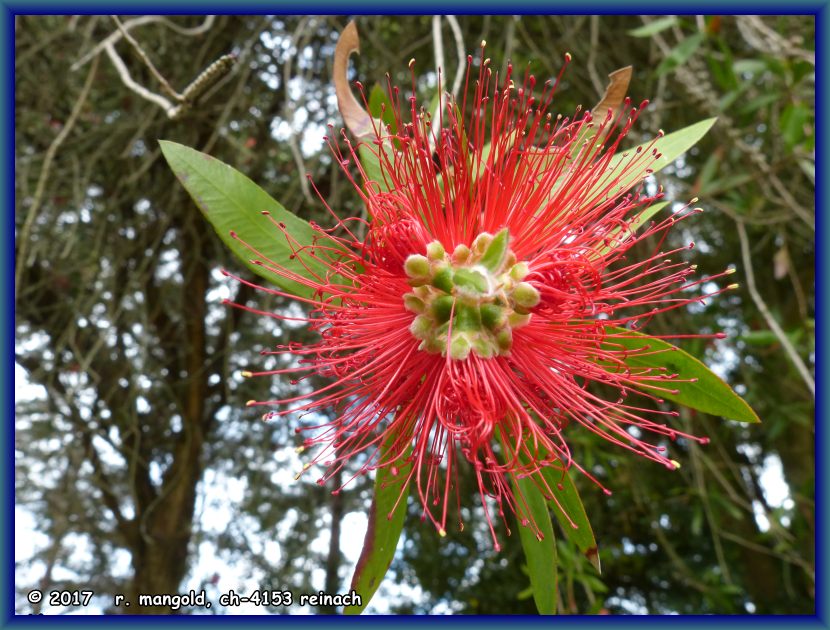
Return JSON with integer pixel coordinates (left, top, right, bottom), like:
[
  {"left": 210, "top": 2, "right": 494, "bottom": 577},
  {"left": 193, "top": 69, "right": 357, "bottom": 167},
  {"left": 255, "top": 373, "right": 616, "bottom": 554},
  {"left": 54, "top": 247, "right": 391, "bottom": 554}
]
[
  {"left": 539, "top": 465, "right": 600, "bottom": 573},
  {"left": 740, "top": 329, "right": 780, "bottom": 347},
  {"left": 368, "top": 84, "right": 398, "bottom": 135},
  {"left": 480, "top": 228, "right": 510, "bottom": 271},
  {"left": 596, "top": 201, "right": 669, "bottom": 257},
  {"left": 344, "top": 430, "right": 412, "bottom": 615},
  {"left": 513, "top": 474, "right": 558, "bottom": 615},
  {"left": 732, "top": 59, "right": 768, "bottom": 76},
  {"left": 736, "top": 92, "right": 781, "bottom": 115},
  {"left": 699, "top": 172, "right": 755, "bottom": 196},
  {"left": 780, "top": 103, "right": 811, "bottom": 149},
  {"left": 497, "top": 430, "right": 558, "bottom": 615},
  {"left": 603, "top": 326, "right": 761, "bottom": 423},
  {"left": 656, "top": 33, "right": 705, "bottom": 76},
  {"left": 628, "top": 17, "right": 679, "bottom": 38},
  {"left": 697, "top": 151, "right": 720, "bottom": 193},
  {"left": 159, "top": 141, "right": 342, "bottom": 300},
  {"left": 358, "top": 143, "right": 394, "bottom": 194},
  {"left": 591, "top": 118, "right": 717, "bottom": 199}
]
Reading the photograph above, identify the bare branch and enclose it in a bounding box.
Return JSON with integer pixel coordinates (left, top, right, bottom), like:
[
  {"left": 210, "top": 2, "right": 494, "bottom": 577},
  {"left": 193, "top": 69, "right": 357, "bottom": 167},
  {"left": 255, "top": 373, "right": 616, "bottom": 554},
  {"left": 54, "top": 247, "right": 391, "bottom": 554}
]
[
  {"left": 736, "top": 220, "right": 815, "bottom": 396},
  {"left": 445, "top": 15, "right": 466, "bottom": 99},
  {"left": 431, "top": 15, "right": 446, "bottom": 124},
  {"left": 111, "top": 15, "right": 183, "bottom": 101},
  {"left": 104, "top": 42, "right": 177, "bottom": 115},
  {"left": 71, "top": 15, "right": 216, "bottom": 71},
  {"left": 15, "top": 55, "right": 99, "bottom": 300}
]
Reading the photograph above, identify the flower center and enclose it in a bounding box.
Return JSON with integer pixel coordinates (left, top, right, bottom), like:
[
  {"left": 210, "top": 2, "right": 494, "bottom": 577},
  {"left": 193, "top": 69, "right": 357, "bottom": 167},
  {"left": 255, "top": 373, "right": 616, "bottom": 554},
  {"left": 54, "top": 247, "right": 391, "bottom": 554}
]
[{"left": 403, "top": 228, "right": 540, "bottom": 360}]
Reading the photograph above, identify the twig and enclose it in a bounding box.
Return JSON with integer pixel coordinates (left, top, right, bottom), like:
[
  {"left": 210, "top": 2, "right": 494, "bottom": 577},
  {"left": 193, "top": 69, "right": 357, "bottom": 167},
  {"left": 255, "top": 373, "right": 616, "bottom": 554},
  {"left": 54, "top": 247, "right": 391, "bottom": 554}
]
[
  {"left": 736, "top": 220, "right": 815, "bottom": 396},
  {"left": 445, "top": 15, "right": 466, "bottom": 99},
  {"left": 501, "top": 16, "right": 516, "bottom": 80},
  {"left": 282, "top": 17, "right": 315, "bottom": 205},
  {"left": 104, "top": 42, "right": 177, "bottom": 115},
  {"left": 15, "top": 56, "right": 99, "bottom": 300},
  {"left": 586, "top": 16, "right": 605, "bottom": 95},
  {"left": 71, "top": 15, "right": 215, "bottom": 71},
  {"left": 644, "top": 16, "right": 815, "bottom": 232},
  {"left": 719, "top": 530, "right": 815, "bottom": 579},
  {"left": 736, "top": 16, "right": 815, "bottom": 66},
  {"left": 431, "top": 15, "right": 446, "bottom": 125},
  {"left": 111, "top": 15, "right": 183, "bottom": 101},
  {"left": 687, "top": 434, "right": 733, "bottom": 584}
]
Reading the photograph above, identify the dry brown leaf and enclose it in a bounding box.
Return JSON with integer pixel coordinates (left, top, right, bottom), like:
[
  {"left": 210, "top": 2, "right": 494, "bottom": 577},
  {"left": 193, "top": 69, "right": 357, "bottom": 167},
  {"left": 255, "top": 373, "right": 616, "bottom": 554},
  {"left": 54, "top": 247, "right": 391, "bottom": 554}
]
[
  {"left": 591, "top": 66, "right": 633, "bottom": 120},
  {"left": 334, "top": 21, "right": 374, "bottom": 140}
]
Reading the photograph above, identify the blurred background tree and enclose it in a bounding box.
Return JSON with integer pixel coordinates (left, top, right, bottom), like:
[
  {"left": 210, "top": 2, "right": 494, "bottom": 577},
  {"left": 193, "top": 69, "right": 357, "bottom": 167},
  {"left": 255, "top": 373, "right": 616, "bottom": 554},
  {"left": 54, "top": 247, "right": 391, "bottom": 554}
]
[{"left": 14, "top": 14, "right": 814, "bottom": 615}]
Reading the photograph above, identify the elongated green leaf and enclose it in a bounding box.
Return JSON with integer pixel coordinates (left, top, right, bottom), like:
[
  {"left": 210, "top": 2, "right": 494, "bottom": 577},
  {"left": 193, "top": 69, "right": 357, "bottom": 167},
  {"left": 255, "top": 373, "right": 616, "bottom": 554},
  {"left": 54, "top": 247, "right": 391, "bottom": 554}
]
[
  {"left": 513, "top": 473, "right": 558, "bottom": 615},
  {"left": 159, "top": 140, "right": 342, "bottom": 299},
  {"left": 603, "top": 326, "right": 761, "bottom": 423},
  {"left": 534, "top": 118, "right": 715, "bottom": 222},
  {"left": 345, "top": 431, "right": 412, "bottom": 615},
  {"left": 368, "top": 84, "right": 398, "bottom": 135},
  {"left": 539, "top": 465, "right": 600, "bottom": 573},
  {"left": 596, "top": 201, "right": 669, "bottom": 257},
  {"left": 627, "top": 17, "right": 679, "bottom": 37},
  {"left": 656, "top": 33, "right": 705, "bottom": 76},
  {"left": 497, "top": 430, "right": 557, "bottom": 615},
  {"left": 358, "top": 143, "right": 395, "bottom": 194},
  {"left": 591, "top": 117, "right": 717, "bottom": 199}
]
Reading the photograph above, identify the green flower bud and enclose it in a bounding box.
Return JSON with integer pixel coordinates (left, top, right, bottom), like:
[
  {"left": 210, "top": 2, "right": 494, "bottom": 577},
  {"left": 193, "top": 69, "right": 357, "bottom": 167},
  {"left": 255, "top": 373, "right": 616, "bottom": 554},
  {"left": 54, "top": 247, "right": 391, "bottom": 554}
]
[
  {"left": 451, "top": 244, "right": 471, "bottom": 264},
  {"left": 471, "top": 231, "right": 493, "bottom": 255},
  {"left": 472, "top": 334, "right": 496, "bottom": 359},
  {"left": 432, "top": 265, "right": 454, "bottom": 293},
  {"left": 404, "top": 254, "right": 431, "bottom": 279},
  {"left": 426, "top": 241, "right": 446, "bottom": 261},
  {"left": 513, "top": 282, "right": 541, "bottom": 309},
  {"left": 431, "top": 295, "right": 455, "bottom": 323},
  {"left": 509, "top": 261, "right": 529, "bottom": 281},
  {"left": 409, "top": 315, "right": 432, "bottom": 339},
  {"left": 404, "top": 294, "right": 426, "bottom": 313},
  {"left": 496, "top": 328, "right": 513, "bottom": 352},
  {"left": 403, "top": 228, "right": 538, "bottom": 360},
  {"left": 449, "top": 334, "right": 472, "bottom": 360},
  {"left": 480, "top": 303, "right": 506, "bottom": 330},
  {"left": 453, "top": 268, "right": 488, "bottom": 294},
  {"left": 508, "top": 312, "right": 531, "bottom": 329}
]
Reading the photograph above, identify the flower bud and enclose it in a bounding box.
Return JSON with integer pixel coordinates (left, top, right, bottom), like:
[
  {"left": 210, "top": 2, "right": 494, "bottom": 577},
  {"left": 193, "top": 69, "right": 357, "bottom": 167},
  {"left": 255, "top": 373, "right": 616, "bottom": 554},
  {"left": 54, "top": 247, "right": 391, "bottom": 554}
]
[
  {"left": 426, "top": 241, "right": 446, "bottom": 261},
  {"left": 513, "top": 282, "right": 541, "bottom": 309},
  {"left": 404, "top": 254, "right": 431, "bottom": 279}
]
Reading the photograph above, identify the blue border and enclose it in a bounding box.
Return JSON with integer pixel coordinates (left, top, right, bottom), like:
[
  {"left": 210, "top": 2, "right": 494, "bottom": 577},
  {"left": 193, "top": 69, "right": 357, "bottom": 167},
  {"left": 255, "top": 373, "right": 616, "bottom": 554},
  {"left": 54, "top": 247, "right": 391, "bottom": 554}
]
[
  {"left": 816, "top": 1, "right": 827, "bottom": 627},
  {"left": 1, "top": 2, "right": 826, "bottom": 13},
  {"left": 6, "top": 2, "right": 826, "bottom": 627}
]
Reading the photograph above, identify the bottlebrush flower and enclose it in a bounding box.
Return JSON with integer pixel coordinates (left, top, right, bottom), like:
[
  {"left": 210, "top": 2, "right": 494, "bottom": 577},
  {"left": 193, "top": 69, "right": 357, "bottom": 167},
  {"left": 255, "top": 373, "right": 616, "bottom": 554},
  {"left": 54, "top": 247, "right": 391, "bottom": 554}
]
[{"left": 226, "top": 42, "right": 734, "bottom": 547}]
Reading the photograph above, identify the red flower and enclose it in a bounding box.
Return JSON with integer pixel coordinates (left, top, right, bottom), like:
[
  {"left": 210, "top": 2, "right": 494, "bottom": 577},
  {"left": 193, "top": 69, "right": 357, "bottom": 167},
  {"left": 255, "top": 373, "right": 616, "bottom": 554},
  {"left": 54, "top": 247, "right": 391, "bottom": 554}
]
[{"left": 228, "top": 48, "right": 733, "bottom": 547}]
